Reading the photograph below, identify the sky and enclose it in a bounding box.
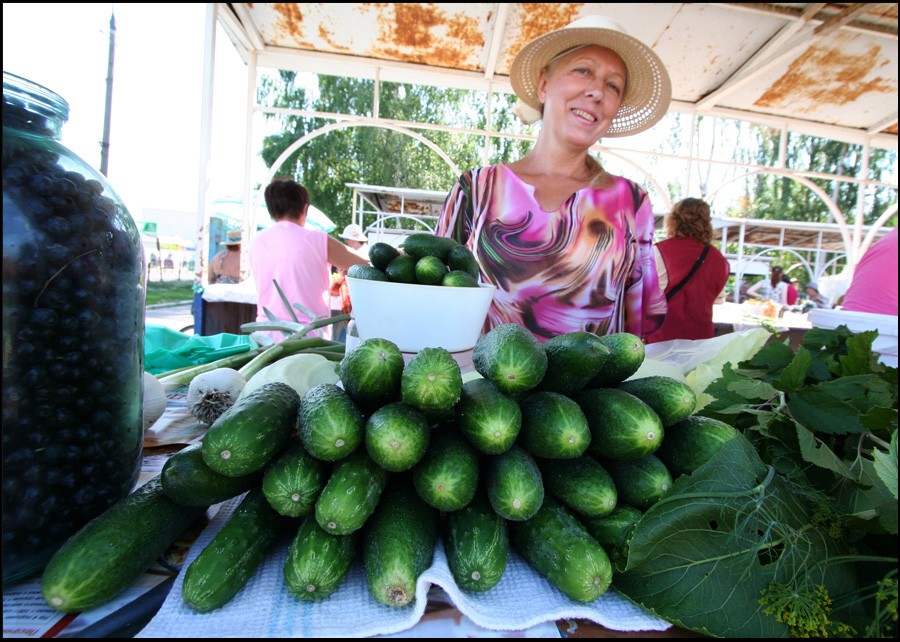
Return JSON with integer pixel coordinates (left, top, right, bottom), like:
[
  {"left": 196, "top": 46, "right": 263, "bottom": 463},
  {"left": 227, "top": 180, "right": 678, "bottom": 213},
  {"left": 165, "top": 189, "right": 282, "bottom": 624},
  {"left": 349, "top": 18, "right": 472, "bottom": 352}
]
[{"left": 3, "top": 3, "right": 253, "bottom": 227}]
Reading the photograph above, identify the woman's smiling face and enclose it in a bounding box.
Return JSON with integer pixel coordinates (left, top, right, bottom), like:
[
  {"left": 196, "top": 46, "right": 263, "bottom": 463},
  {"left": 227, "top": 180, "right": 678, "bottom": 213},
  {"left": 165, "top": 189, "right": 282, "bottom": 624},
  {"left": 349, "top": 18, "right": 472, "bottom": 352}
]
[{"left": 537, "top": 45, "right": 627, "bottom": 145}]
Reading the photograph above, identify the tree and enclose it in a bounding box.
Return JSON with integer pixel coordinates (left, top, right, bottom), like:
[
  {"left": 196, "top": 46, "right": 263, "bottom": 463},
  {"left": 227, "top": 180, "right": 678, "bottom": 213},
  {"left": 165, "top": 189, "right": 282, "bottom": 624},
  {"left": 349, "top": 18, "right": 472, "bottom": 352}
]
[{"left": 258, "top": 71, "right": 530, "bottom": 233}]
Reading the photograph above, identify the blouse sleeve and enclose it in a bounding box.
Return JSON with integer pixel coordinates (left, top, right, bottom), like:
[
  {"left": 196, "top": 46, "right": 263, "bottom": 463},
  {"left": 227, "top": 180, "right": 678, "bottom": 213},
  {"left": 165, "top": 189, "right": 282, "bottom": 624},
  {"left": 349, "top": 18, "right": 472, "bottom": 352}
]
[
  {"left": 436, "top": 171, "right": 474, "bottom": 244},
  {"left": 626, "top": 188, "right": 667, "bottom": 340}
]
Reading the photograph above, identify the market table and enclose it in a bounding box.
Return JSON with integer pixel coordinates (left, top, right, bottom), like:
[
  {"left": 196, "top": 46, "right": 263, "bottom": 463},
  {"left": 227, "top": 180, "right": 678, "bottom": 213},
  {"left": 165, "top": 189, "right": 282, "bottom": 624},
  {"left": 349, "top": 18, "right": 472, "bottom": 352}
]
[{"left": 2, "top": 383, "right": 697, "bottom": 639}]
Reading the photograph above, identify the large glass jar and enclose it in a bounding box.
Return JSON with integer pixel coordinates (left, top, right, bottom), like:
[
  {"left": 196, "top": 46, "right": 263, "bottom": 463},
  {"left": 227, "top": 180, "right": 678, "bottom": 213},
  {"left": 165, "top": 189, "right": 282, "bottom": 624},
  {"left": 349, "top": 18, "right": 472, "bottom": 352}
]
[{"left": 2, "top": 72, "right": 145, "bottom": 585}]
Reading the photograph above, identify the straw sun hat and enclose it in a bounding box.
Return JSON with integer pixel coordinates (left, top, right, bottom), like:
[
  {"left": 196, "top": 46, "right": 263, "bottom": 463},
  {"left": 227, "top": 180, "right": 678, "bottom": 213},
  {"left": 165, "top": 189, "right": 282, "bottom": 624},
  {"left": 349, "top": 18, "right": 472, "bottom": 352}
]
[
  {"left": 220, "top": 229, "right": 242, "bottom": 245},
  {"left": 340, "top": 224, "right": 368, "bottom": 243},
  {"left": 510, "top": 15, "right": 672, "bottom": 137}
]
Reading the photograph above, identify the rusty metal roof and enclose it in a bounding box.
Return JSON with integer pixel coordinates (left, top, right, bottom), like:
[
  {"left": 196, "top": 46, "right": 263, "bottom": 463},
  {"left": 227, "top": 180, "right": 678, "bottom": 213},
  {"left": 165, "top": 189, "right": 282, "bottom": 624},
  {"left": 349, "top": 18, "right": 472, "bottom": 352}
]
[{"left": 217, "top": 2, "right": 898, "bottom": 145}]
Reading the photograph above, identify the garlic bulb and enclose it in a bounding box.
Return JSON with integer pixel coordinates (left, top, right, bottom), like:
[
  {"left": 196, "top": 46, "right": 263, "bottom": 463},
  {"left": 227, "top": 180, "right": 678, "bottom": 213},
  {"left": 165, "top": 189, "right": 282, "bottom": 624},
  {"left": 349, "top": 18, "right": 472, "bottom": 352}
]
[
  {"left": 143, "top": 371, "right": 168, "bottom": 431},
  {"left": 186, "top": 367, "right": 246, "bottom": 425}
]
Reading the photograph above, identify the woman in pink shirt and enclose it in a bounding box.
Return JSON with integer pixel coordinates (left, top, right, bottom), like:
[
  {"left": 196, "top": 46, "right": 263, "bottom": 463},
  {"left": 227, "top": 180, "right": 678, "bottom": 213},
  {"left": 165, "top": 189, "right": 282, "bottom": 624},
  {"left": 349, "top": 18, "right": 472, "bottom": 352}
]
[
  {"left": 250, "top": 178, "right": 367, "bottom": 342},
  {"left": 841, "top": 227, "right": 899, "bottom": 315}
]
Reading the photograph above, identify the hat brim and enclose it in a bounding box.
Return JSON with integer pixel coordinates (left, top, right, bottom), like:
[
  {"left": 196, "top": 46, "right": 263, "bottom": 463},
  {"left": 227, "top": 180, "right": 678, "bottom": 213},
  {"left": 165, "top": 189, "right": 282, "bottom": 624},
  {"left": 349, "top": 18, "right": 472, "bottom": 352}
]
[{"left": 510, "top": 26, "right": 672, "bottom": 138}]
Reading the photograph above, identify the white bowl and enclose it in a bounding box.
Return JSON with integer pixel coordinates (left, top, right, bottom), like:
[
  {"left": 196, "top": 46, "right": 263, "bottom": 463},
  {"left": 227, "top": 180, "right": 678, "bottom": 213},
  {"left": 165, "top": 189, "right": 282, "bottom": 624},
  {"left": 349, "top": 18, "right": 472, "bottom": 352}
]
[{"left": 345, "top": 277, "right": 496, "bottom": 353}]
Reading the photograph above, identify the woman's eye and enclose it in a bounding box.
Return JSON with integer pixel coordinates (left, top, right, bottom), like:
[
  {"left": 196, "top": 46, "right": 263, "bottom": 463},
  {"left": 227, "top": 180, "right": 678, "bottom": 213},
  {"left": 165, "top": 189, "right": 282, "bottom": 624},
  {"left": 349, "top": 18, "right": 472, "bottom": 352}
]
[{"left": 607, "top": 82, "right": 622, "bottom": 95}]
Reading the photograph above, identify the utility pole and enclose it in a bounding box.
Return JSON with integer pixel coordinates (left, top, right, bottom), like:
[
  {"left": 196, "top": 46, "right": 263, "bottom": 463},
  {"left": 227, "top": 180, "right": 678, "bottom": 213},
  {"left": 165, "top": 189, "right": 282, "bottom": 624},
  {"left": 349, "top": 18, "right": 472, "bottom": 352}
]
[{"left": 100, "top": 10, "right": 116, "bottom": 176}]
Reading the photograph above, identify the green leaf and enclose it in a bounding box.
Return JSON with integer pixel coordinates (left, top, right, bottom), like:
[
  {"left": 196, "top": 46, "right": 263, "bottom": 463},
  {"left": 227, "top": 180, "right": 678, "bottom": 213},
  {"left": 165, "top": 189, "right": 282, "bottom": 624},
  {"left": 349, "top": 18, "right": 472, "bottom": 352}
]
[
  {"left": 744, "top": 341, "right": 795, "bottom": 373},
  {"left": 787, "top": 389, "right": 866, "bottom": 435},
  {"left": 862, "top": 407, "right": 899, "bottom": 435},
  {"left": 616, "top": 436, "right": 843, "bottom": 638},
  {"left": 838, "top": 331, "right": 879, "bottom": 376},
  {"left": 794, "top": 423, "right": 854, "bottom": 479},
  {"left": 774, "top": 345, "right": 811, "bottom": 392},
  {"left": 872, "top": 429, "right": 898, "bottom": 502}
]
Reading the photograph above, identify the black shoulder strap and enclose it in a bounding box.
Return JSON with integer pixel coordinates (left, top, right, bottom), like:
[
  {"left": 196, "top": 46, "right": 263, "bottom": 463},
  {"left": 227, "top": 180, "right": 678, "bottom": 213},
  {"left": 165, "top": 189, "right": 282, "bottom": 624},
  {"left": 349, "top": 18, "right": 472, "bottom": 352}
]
[{"left": 666, "top": 245, "right": 711, "bottom": 301}]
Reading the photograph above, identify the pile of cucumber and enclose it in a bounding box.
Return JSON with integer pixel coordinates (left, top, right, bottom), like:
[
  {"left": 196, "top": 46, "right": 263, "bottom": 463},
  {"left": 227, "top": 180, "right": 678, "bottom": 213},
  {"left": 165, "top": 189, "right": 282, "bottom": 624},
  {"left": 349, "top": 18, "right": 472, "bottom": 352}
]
[{"left": 40, "top": 323, "right": 738, "bottom": 617}]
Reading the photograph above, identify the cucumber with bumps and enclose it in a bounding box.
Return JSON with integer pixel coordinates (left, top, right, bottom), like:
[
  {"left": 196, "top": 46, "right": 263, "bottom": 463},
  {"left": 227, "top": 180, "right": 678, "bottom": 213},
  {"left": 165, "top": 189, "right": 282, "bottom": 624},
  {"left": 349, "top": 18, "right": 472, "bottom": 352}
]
[
  {"left": 181, "top": 488, "right": 286, "bottom": 612},
  {"left": 161, "top": 444, "right": 262, "bottom": 507},
  {"left": 283, "top": 517, "right": 357, "bottom": 601},
  {"left": 509, "top": 496, "right": 613, "bottom": 603},
  {"left": 41, "top": 477, "right": 204, "bottom": 612},
  {"left": 202, "top": 382, "right": 300, "bottom": 477},
  {"left": 363, "top": 480, "right": 438, "bottom": 607},
  {"left": 444, "top": 490, "right": 508, "bottom": 592}
]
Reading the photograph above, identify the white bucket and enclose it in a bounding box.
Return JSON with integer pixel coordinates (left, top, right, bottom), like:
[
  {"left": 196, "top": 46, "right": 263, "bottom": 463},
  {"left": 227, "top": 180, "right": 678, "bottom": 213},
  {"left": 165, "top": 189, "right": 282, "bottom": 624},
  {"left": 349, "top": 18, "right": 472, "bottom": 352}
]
[
  {"left": 807, "top": 308, "right": 898, "bottom": 367},
  {"left": 346, "top": 277, "right": 496, "bottom": 353}
]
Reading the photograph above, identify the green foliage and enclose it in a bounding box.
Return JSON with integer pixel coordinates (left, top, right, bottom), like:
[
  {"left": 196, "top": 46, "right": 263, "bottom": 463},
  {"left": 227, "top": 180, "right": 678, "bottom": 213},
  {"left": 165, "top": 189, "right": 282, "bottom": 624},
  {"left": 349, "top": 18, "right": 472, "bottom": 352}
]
[
  {"left": 615, "top": 326, "right": 898, "bottom": 638},
  {"left": 256, "top": 71, "right": 529, "bottom": 234}
]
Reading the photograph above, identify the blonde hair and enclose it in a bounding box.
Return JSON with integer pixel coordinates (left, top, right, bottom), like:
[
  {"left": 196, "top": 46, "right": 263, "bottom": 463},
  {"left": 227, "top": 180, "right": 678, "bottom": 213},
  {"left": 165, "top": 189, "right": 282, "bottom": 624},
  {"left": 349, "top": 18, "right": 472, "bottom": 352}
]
[{"left": 665, "top": 197, "right": 713, "bottom": 244}]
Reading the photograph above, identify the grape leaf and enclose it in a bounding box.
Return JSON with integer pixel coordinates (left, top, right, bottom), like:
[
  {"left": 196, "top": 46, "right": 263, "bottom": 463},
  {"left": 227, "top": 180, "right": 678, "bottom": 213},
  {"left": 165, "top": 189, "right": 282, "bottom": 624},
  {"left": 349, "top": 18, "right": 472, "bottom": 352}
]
[{"left": 616, "top": 436, "right": 850, "bottom": 638}]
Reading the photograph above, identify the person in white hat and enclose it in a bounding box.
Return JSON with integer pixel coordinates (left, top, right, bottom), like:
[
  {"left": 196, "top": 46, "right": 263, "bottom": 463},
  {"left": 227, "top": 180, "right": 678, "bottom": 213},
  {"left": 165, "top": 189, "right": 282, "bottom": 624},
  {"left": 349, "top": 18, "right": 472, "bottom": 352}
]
[
  {"left": 208, "top": 229, "right": 243, "bottom": 284},
  {"left": 339, "top": 223, "right": 369, "bottom": 259},
  {"left": 435, "top": 15, "right": 671, "bottom": 341}
]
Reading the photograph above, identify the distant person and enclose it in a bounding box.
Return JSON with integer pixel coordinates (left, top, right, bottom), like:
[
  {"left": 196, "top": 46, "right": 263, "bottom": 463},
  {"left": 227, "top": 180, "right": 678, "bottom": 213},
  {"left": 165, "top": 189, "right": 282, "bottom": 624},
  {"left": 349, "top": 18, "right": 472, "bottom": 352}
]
[
  {"left": 746, "top": 265, "right": 788, "bottom": 305},
  {"left": 250, "top": 177, "right": 368, "bottom": 342},
  {"left": 783, "top": 275, "right": 799, "bottom": 306},
  {"left": 208, "top": 230, "right": 242, "bottom": 284},
  {"left": 330, "top": 224, "right": 370, "bottom": 342},
  {"left": 645, "top": 197, "right": 730, "bottom": 343},
  {"left": 339, "top": 224, "right": 369, "bottom": 258},
  {"left": 803, "top": 282, "right": 832, "bottom": 309},
  {"left": 841, "top": 227, "right": 898, "bottom": 315}
]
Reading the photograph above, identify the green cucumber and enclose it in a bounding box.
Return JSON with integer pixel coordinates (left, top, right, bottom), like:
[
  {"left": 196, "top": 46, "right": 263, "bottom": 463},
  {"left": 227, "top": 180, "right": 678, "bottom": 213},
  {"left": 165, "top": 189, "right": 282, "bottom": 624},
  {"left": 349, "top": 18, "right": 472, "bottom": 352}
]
[
  {"left": 485, "top": 445, "right": 544, "bottom": 521},
  {"left": 315, "top": 450, "right": 388, "bottom": 535},
  {"left": 363, "top": 481, "right": 438, "bottom": 607},
  {"left": 161, "top": 444, "right": 262, "bottom": 507},
  {"left": 412, "top": 426, "right": 479, "bottom": 511},
  {"left": 41, "top": 477, "right": 204, "bottom": 612},
  {"left": 456, "top": 377, "right": 522, "bottom": 454},
  {"left": 444, "top": 491, "right": 508, "bottom": 591},
  {"left": 298, "top": 383, "right": 365, "bottom": 462},
  {"left": 539, "top": 455, "right": 617, "bottom": 518},
  {"left": 262, "top": 441, "right": 328, "bottom": 517},
  {"left": 654, "top": 414, "right": 739, "bottom": 477},
  {"left": 399, "top": 233, "right": 459, "bottom": 262},
  {"left": 283, "top": 517, "right": 357, "bottom": 601},
  {"left": 364, "top": 402, "right": 430, "bottom": 472},
  {"left": 518, "top": 391, "right": 591, "bottom": 459},
  {"left": 472, "top": 323, "right": 547, "bottom": 397},
  {"left": 536, "top": 331, "right": 610, "bottom": 395},
  {"left": 603, "top": 454, "right": 673, "bottom": 510},
  {"left": 446, "top": 244, "right": 480, "bottom": 279},
  {"left": 202, "top": 382, "right": 300, "bottom": 477},
  {"left": 509, "top": 496, "right": 613, "bottom": 603},
  {"left": 617, "top": 376, "right": 697, "bottom": 427},
  {"left": 181, "top": 488, "right": 286, "bottom": 612},
  {"left": 575, "top": 388, "right": 664, "bottom": 461},
  {"left": 579, "top": 504, "right": 643, "bottom": 569}
]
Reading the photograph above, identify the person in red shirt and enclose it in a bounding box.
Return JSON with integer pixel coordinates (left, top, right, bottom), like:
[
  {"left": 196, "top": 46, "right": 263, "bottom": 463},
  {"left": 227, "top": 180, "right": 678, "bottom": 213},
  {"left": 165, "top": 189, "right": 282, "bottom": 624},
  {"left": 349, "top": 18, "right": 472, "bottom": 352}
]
[
  {"left": 645, "top": 197, "right": 730, "bottom": 343},
  {"left": 783, "top": 275, "right": 799, "bottom": 306}
]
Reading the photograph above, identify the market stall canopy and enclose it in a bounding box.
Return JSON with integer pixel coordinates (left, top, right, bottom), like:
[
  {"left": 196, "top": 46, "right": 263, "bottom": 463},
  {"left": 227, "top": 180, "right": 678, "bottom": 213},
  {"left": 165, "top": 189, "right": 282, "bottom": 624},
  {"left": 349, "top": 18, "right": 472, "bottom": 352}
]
[
  {"left": 712, "top": 216, "right": 894, "bottom": 253},
  {"left": 217, "top": 2, "right": 898, "bottom": 146}
]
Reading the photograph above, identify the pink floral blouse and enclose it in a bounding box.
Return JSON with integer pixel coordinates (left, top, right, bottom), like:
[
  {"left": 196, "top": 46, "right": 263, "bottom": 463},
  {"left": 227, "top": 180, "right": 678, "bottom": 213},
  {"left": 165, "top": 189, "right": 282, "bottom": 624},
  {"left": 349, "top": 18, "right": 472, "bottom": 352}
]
[{"left": 436, "top": 164, "right": 666, "bottom": 342}]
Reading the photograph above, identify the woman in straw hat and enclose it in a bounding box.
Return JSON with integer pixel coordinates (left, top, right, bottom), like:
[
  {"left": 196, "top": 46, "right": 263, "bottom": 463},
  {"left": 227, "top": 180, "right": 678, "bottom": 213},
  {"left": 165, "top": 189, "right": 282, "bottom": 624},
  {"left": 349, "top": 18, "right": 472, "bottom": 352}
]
[
  {"left": 208, "top": 229, "right": 243, "bottom": 284},
  {"left": 436, "top": 15, "right": 671, "bottom": 341}
]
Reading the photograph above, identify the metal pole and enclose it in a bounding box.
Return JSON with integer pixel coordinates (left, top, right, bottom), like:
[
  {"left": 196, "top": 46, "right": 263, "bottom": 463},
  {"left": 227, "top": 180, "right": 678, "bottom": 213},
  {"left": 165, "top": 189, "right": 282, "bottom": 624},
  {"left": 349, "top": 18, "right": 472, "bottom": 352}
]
[{"left": 100, "top": 10, "right": 116, "bottom": 176}]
